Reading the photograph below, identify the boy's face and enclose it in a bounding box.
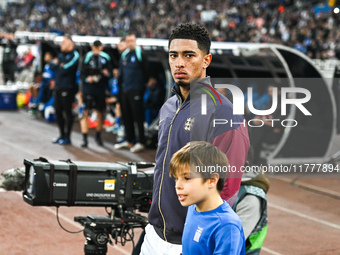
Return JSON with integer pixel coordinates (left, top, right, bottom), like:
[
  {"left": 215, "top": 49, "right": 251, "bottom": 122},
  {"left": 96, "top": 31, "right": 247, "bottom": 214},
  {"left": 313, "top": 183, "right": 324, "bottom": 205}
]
[
  {"left": 168, "top": 39, "right": 212, "bottom": 86},
  {"left": 174, "top": 166, "right": 210, "bottom": 208}
]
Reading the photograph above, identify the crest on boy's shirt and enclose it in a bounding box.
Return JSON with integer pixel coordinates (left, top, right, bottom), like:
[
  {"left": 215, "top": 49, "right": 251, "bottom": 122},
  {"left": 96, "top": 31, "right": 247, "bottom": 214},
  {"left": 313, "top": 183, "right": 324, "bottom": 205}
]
[
  {"left": 184, "top": 118, "right": 195, "bottom": 132},
  {"left": 193, "top": 226, "right": 203, "bottom": 242}
]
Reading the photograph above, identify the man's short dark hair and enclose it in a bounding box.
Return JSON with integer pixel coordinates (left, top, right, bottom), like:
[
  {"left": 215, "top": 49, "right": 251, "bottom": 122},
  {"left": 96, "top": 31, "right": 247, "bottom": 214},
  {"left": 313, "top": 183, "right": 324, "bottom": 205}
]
[
  {"left": 169, "top": 23, "right": 211, "bottom": 54},
  {"left": 126, "top": 32, "right": 136, "bottom": 37},
  {"left": 93, "top": 40, "right": 102, "bottom": 47}
]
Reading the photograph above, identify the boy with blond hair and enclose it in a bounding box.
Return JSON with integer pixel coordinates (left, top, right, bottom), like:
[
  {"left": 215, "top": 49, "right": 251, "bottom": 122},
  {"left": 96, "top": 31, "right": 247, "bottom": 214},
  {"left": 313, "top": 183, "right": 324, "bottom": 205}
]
[{"left": 169, "top": 141, "right": 245, "bottom": 255}]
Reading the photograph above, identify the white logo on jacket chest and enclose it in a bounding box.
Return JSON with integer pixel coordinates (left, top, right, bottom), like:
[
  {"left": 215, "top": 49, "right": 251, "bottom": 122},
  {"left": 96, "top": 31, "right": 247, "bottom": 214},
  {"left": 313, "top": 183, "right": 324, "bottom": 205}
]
[{"left": 184, "top": 118, "right": 195, "bottom": 131}]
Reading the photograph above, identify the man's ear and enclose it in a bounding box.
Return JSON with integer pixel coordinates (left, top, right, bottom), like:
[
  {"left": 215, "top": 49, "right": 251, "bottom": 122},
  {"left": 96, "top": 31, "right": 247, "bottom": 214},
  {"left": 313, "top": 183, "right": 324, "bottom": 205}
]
[
  {"left": 203, "top": 54, "right": 212, "bottom": 69},
  {"left": 208, "top": 173, "right": 219, "bottom": 189}
]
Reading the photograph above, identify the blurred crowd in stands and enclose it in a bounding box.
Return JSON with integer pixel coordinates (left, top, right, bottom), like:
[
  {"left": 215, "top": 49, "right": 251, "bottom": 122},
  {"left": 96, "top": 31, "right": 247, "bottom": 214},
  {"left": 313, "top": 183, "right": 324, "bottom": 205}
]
[{"left": 1, "top": 0, "right": 340, "bottom": 59}]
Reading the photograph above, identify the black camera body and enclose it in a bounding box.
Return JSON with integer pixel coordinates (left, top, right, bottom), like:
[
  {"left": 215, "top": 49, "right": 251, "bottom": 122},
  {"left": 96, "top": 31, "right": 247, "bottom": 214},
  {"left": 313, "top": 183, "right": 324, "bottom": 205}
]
[{"left": 23, "top": 158, "right": 153, "bottom": 212}]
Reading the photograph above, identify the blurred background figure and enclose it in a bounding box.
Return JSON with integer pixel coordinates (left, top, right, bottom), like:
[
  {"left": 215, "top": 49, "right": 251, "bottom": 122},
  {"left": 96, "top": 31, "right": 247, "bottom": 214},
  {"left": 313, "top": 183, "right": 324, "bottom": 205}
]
[
  {"left": 16, "top": 47, "right": 35, "bottom": 83},
  {"left": 114, "top": 34, "right": 150, "bottom": 153},
  {"left": 143, "top": 64, "right": 166, "bottom": 127},
  {"left": 27, "top": 71, "right": 43, "bottom": 114},
  {"left": 27, "top": 52, "right": 56, "bottom": 119},
  {"left": 0, "top": 32, "right": 18, "bottom": 84},
  {"left": 250, "top": 85, "right": 283, "bottom": 164},
  {"left": 79, "top": 40, "right": 112, "bottom": 148},
  {"left": 51, "top": 36, "right": 79, "bottom": 145},
  {"left": 106, "top": 68, "right": 124, "bottom": 141},
  {"left": 105, "top": 38, "right": 127, "bottom": 143},
  {"left": 233, "top": 146, "right": 269, "bottom": 255}
]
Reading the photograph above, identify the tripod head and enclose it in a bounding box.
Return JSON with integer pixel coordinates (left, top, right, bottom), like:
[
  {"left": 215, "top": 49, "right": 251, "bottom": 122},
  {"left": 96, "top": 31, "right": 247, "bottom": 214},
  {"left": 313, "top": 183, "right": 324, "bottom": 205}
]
[{"left": 74, "top": 204, "right": 148, "bottom": 255}]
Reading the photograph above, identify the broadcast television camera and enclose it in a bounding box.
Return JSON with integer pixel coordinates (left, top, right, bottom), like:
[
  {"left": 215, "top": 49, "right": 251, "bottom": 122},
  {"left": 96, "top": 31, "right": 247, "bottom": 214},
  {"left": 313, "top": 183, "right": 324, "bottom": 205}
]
[
  {"left": 23, "top": 157, "right": 154, "bottom": 212},
  {"left": 23, "top": 158, "right": 154, "bottom": 254}
]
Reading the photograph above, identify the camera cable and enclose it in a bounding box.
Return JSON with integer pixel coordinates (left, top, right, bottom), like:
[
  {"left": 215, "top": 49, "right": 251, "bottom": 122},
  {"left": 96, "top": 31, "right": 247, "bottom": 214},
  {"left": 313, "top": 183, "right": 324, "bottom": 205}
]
[{"left": 56, "top": 206, "right": 83, "bottom": 234}]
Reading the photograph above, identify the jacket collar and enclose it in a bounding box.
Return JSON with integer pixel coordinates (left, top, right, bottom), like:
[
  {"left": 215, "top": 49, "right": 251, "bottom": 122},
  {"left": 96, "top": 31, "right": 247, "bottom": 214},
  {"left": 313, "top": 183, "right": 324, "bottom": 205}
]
[{"left": 171, "top": 76, "right": 212, "bottom": 104}]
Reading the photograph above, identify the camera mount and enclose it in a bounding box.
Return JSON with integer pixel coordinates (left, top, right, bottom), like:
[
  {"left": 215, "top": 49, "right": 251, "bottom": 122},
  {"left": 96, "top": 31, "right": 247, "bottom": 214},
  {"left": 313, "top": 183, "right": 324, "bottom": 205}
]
[{"left": 75, "top": 204, "right": 148, "bottom": 255}]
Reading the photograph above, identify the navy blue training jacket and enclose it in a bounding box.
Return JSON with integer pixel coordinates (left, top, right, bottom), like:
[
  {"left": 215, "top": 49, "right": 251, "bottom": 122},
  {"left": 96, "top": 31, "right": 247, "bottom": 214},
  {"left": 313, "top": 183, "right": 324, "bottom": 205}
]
[
  {"left": 54, "top": 50, "right": 79, "bottom": 91},
  {"left": 81, "top": 51, "right": 112, "bottom": 95},
  {"left": 148, "top": 77, "right": 250, "bottom": 244}
]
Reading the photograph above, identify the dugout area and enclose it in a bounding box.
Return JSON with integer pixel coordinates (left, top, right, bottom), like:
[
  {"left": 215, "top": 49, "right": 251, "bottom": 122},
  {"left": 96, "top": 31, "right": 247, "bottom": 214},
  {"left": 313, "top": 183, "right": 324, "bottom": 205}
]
[{"left": 14, "top": 32, "right": 337, "bottom": 165}]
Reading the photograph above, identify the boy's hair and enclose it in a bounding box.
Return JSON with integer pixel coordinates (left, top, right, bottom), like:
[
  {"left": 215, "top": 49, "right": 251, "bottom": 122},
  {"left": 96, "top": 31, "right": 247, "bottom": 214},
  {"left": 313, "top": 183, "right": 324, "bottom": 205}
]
[
  {"left": 169, "top": 141, "right": 228, "bottom": 192},
  {"left": 169, "top": 23, "right": 211, "bottom": 54}
]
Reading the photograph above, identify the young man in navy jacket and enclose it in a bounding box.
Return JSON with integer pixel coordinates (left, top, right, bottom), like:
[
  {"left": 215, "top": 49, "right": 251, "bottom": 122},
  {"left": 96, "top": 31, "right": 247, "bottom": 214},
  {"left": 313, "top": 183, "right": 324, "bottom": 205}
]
[{"left": 139, "top": 23, "right": 249, "bottom": 254}]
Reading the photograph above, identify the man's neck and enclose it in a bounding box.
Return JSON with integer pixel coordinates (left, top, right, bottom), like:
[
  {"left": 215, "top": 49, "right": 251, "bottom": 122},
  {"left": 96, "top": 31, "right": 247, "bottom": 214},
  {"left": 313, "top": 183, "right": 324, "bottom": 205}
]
[
  {"left": 177, "top": 76, "right": 209, "bottom": 101},
  {"left": 180, "top": 86, "right": 190, "bottom": 101}
]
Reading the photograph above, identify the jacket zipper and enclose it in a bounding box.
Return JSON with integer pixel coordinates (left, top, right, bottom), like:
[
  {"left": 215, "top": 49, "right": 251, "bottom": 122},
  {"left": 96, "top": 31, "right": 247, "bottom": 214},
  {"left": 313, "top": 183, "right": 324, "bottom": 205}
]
[{"left": 158, "top": 100, "right": 182, "bottom": 242}]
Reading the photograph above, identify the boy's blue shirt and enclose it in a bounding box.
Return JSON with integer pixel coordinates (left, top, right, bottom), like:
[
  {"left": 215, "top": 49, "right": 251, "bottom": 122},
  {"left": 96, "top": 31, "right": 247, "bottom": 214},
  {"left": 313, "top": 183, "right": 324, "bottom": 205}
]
[{"left": 182, "top": 201, "right": 246, "bottom": 255}]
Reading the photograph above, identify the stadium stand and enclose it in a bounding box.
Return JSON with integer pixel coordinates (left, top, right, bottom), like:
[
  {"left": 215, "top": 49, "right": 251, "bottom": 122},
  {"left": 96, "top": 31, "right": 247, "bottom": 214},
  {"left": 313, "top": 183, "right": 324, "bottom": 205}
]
[{"left": 0, "top": 0, "right": 340, "bottom": 60}]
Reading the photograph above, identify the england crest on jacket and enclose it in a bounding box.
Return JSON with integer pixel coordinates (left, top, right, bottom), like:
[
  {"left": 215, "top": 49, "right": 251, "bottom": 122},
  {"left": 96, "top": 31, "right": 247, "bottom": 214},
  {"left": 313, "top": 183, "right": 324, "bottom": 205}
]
[{"left": 184, "top": 117, "right": 195, "bottom": 132}]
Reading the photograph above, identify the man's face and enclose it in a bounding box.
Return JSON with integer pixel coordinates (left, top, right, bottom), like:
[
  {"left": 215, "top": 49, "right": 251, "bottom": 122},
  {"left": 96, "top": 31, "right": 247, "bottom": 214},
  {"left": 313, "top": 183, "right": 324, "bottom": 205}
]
[
  {"left": 118, "top": 41, "right": 127, "bottom": 53},
  {"left": 60, "top": 37, "right": 74, "bottom": 52},
  {"left": 44, "top": 53, "right": 53, "bottom": 62},
  {"left": 92, "top": 45, "right": 103, "bottom": 55},
  {"left": 169, "top": 39, "right": 211, "bottom": 87},
  {"left": 126, "top": 35, "right": 136, "bottom": 50},
  {"left": 113, "top": 68, "right": 118, "bottom": 78}
]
